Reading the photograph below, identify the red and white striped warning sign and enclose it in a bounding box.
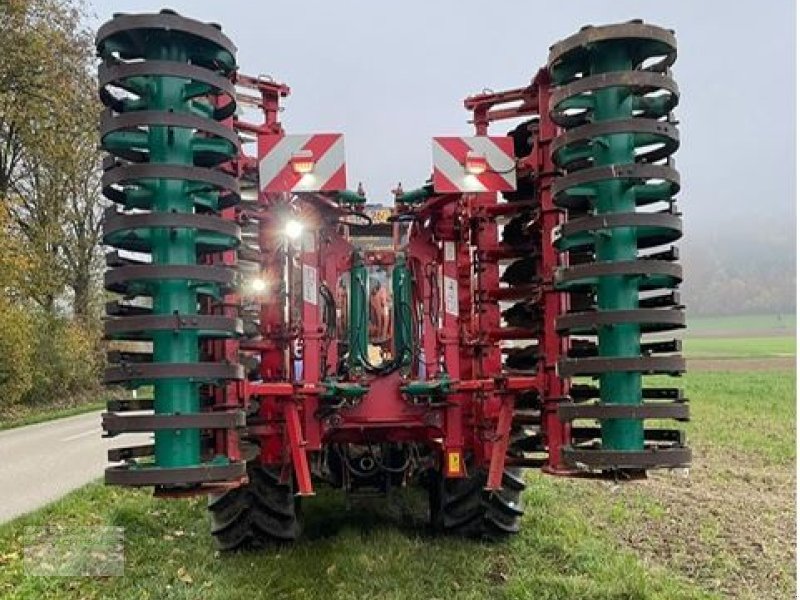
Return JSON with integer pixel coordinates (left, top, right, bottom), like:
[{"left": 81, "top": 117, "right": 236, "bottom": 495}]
[
  {"left": 259, "top": 134, "right": 347, "bottom": 193},
  {"left": 432, "top": 136, "right": 516, "bottom": 193}
]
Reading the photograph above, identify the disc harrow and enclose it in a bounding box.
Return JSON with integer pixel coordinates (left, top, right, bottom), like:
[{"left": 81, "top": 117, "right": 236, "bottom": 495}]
[{"left": 93, "top": 12, "right": 692, "bottom": 546}]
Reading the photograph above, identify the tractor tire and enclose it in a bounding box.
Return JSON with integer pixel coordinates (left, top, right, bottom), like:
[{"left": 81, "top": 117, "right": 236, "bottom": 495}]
[
  {"left": 208, "top": 464, "right": 301, "bottom": 550},
  {"left": 430, "top": 461, "right": 526, "bottom": 540}
]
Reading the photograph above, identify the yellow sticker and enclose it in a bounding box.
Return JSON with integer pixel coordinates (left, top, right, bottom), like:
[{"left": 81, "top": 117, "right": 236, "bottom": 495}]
[{"left": 447, "top": 451, "right": 461, "bottom": 475}]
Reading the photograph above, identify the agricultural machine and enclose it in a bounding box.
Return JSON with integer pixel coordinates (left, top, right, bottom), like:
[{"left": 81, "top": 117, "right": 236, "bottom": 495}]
[{"left": 98, "top": 11, "right": 690, "bottom": 548}]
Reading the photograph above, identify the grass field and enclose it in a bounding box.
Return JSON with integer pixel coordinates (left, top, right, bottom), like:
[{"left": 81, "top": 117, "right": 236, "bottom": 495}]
[
  {"left": 682, "top": 336, "right": 795, "bottom": 359},
  {"left": 0, "top": 322, "right": 794, "bottom": 599},
  {"left": 0, "top": 401, "right": 105, "bottom": 432},
  {"left": 0, "top": 367, "right": 794, "bottom": 599},
  {"left": 686, "top": 314, "right": 795, "bottom": 336}
]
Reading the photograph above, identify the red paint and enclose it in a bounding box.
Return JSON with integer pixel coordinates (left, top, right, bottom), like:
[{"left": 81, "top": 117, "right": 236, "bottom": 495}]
[{"left": 210, "top": 68, "right": 576, "bottom": 498}]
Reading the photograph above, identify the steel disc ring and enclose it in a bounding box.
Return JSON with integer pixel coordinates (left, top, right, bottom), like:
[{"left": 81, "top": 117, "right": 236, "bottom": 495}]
[
  {"left": 96, "top": 11, "right": 236, "bottom": 72},
  {"left": 98, "top": 60, "right": 237, "bottom": 120},
  {"left": 549, "top": 71, "right": 679, "bottom": 129},
  {"left": 100, "top": 110, "right": 240, "bottom": 166},
  {"left": 554, "top": 212, "right": 682, "bottom": 251},
  {"left": 103, "top": 211, "right": 240, "bottom": 254},
  {"left": 552, "top": 163, "right": 680, "bottom": 210},
  {"left": 548, "top": 21, "right": 677, "bottom": 79},
  {"left": 104, "top": 314, "right": 243, "bottom": 340},
  {"left": 555, "top": 308, "right": 686, "bottom": 335},
  {"left": 551, "top": 118, "right": 679, "bottom": 170}
]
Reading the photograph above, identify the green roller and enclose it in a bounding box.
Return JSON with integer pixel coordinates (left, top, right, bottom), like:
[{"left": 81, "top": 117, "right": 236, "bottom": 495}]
[
  {"left": 98, "top": 11, "right": 245, "bottom": 486},
  {"left": 149, "top": 40, "right": 200, "bottom": 468},
  {"left": 549, "top": 21, "right": 689, "bottom": 469},
  {"left": 590, "top": 44, "right": 642, "bottom": 450}
]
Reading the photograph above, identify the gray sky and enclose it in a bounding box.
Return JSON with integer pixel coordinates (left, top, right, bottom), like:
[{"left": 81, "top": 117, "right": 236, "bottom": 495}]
[{"left": 87, "top": 0, "right": 796, "bottom": 238}]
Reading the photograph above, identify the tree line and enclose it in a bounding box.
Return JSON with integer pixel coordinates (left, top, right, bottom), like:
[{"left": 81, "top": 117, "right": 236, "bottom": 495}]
[{"left": 0, "top": 0, "right": 103, "bottom": 412}]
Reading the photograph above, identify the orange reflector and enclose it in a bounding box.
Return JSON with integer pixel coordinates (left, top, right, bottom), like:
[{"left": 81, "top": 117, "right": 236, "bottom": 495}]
[
  {"left": 464, "top": 151, "right": 488, "bottom": 175},
  {"left": 446, "top": 450, "right": 462, "bottom": 476},
  {"left": 290, "top": 149, "right": 315, "bottom": 174}
]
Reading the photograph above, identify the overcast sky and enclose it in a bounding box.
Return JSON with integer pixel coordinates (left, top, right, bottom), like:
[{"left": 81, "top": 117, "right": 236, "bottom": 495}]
[{"left": 87, "top": 0, "right": 796, "bottom": 239}]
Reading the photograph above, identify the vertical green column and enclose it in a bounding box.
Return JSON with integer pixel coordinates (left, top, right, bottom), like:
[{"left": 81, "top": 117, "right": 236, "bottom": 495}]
[
  {"left": 591, "top": 46, "right": 643, "bottom": 451},
  {"left": 549, "top": 22, "right": 688, "bottom": 471},
  {"left": 348, "top": 253, "right": 369, "bottom": 371},
  {"left": 392, "top": 254, "right": 413, "bottom": 367},
  {"left": 99, "top": 10, "right": 245, "bottom": 486},
  {"left": 148, "top": 43, "right": 200, "bottom": 468}
]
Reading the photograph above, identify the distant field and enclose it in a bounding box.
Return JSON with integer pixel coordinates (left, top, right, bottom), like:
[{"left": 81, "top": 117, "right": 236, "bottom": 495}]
[
  {"left": 686, "top": 314, "right": 795, "bottom": 337},
  {"left": 682, "top": 336, "right": 795, "bottom": 359}
]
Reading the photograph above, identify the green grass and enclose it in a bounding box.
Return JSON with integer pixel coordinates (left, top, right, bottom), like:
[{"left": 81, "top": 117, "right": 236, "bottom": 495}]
[
  {"left": 672, "top": 371, "right": 794, "bottom": 466},
  {"left": 0, "top": 401, "right": 105, "bottom": 431},
  {"left": 0, "top": 371, "right": 793, "bottom": 599},
  {"left": 0, "top": 388, "right": 153, "bottom": 431},
  {"left": 687, "top": 313, "right": 795, "bottom": 335},
  {"left": 0, "top": 479, "right": 712, "bottom": 600},
  {"left": 682, "top": 336, "right": 795, "bottom": 359}
]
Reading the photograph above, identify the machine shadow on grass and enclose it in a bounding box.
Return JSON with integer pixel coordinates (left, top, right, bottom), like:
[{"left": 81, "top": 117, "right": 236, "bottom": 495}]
[{"left": 241, "top": 487, "right": 436, "bottom": 547}]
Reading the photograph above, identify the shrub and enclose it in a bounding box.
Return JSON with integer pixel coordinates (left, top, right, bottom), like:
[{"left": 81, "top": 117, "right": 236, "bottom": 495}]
[
  {"left": 0, "top": 298, "right": 35, "bottom": 409},
  {"left": 22, "top": 313, "right": 102, "bottom": 407}
]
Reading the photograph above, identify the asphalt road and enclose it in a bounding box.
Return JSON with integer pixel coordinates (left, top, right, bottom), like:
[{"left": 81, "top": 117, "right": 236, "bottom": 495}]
[{"left": 0, "top": 411, "right": 150, "bottom": 523}]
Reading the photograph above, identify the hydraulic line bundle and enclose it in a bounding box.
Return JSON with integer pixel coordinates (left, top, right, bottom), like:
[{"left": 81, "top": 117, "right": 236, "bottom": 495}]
[{"left": 97, "top": 12, "right": 690, "bottom": 547}]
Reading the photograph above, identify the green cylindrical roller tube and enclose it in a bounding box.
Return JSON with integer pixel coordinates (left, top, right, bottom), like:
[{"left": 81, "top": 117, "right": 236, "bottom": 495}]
[
  {"left": 392, "top": 254, "right": 413, "bottom": 367},
  {"left": 348, "top": 253, "right": 369, "bottom": 372},
  {"left": 549, "top": 22, "right": 687, "bottom": 468},
  {"left": 98, "top": 11, "right": 244, "bottom": 485}
]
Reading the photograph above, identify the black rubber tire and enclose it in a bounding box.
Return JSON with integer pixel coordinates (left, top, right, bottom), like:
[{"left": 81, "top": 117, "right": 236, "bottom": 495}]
[
  {"left": 208, "top": 464, "right": 301, "bottom": 550},
  {"left": 431, "top": 460, "right": 526, "bottom": 540}
]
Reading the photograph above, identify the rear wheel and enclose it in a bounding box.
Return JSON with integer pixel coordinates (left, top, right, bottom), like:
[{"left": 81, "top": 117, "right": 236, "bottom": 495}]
[
  {"left": 430, "top": 458, "right": 526, "bottom": 540},
  {"left": 208, "top": 464, "right": 301, "bottom": 550}
]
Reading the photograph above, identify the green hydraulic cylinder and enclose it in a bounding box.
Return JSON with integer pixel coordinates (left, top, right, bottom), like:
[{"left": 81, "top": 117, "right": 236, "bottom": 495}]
[
  {"left": 348, "top": 253, "right": 369, "bottom": 371},
  {"left": 337, "top": 189, "right": 367, "bottom": 207},
  {"left": 395, "top": 184, "right": 433, "bottom": 205},
  {"left": 392, "top": 254, "right": 413, "bottom": 367}
]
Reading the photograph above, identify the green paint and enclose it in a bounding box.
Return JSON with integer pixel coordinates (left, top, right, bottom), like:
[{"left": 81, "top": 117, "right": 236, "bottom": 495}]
[
  {"left": 402, "top": 374, "right": 451, "bottom": 397},
  {"left": 591, "top": 44, "right": 643, "bottom": 451},
  {"left": 336, "top": 189, "right": 367, "bottom": 206},
  {"left": 392, "top": 254, "right": 413, "bottom": 367},
  {"left": 348, "top": 253, "right": 369, "bottom": 372},
  {"left": 100, "top": 26, "right": 238, "bottom": 473},
  {"left": 395, "top": 185, "right": 433, "bottom": 205},
  {"left": 147, "top": 41, "right": 201, "bottom": 468},
  {"left": 321, "top": 379, "right": 368, "bottom": 399}
]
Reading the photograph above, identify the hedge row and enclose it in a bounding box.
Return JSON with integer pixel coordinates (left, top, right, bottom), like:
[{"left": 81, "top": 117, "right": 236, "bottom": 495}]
[{"left": 0, "top": 298, "right": 102, "bottom": 410}]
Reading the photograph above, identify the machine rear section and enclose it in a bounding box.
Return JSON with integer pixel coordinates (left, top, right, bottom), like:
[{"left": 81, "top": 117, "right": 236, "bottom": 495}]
[{"left": 98, "top": 12, "right": 690, "bottom": 549}]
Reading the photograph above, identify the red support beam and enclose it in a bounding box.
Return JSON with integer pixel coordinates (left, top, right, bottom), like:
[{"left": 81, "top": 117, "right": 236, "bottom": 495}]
[{"left": 533, "top": 69, "right": 574, "bottom": 475}]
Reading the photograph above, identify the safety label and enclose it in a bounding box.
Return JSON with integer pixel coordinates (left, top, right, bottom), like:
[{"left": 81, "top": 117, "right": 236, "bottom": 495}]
[{"left": 303, "top": 265, "right": 317, "bottom": 305}]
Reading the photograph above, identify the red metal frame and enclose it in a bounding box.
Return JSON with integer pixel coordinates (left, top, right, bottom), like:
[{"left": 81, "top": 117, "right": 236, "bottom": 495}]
[
  {"left": 217, "top": 67, "right": 573, "bottom": 496},
  {"left": 463, "top": 70, "right": 573, "bottom": 475}
]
